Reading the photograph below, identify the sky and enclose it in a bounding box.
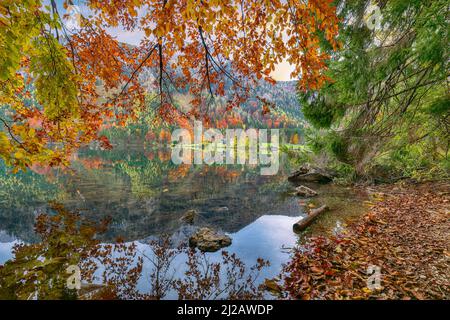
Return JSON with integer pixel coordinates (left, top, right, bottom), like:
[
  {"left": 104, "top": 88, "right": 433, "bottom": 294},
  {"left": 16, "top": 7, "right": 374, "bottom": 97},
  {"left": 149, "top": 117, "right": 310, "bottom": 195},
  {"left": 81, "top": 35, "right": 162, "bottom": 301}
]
[{"left": 48, "top": 0, "right": 295, "bottom": 81}]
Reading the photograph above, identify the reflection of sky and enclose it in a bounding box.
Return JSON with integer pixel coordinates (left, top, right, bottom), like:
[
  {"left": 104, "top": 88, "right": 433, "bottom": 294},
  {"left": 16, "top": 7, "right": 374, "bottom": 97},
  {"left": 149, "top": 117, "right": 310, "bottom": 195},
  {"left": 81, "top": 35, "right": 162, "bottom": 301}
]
[
  {"left": 220, "top": 215, "right": 299, "bottom": 271},
  {"left": 0, "top": 241, "right": 18, "bottom": 265},
  {"left": 137, "top": 214, "right": 301, "bottom": 298},
  {"left": 0, "top": 214, "right": 301, "bottom": 299}
]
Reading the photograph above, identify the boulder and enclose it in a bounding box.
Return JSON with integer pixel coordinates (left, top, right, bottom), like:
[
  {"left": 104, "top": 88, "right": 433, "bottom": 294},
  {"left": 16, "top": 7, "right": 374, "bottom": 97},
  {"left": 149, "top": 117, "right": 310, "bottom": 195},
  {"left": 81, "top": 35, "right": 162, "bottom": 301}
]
[
  {"left": 295, "top": 185, "right": 318, "bottom": 197},
  {"left": 189, "top": 227, "right": 232, "bottom": 252},
  {"left": 288, "top": 165, "right": 334, "bottom": 183}
]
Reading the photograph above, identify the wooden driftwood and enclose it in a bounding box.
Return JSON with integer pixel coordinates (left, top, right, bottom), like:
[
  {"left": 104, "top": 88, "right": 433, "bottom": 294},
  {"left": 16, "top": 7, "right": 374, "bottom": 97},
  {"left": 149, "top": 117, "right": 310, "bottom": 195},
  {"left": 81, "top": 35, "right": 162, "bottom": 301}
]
[{"left": 293, "top": 205, "right": 329, "bottom": 233}]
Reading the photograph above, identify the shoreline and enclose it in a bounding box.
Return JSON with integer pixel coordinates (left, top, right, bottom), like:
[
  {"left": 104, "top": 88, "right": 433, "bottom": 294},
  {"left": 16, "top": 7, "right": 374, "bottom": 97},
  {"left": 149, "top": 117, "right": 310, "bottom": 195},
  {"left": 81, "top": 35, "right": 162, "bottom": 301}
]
[{"left": 281, "top": 181, "right": 450, "bottom": 299}]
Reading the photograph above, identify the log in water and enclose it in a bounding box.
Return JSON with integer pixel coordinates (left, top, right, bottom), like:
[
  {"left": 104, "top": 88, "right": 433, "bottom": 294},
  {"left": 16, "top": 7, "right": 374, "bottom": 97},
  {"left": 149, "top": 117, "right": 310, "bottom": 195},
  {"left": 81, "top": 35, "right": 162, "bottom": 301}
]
[{"left": 293, "top": 205, "right": 329, "bottom": 233}]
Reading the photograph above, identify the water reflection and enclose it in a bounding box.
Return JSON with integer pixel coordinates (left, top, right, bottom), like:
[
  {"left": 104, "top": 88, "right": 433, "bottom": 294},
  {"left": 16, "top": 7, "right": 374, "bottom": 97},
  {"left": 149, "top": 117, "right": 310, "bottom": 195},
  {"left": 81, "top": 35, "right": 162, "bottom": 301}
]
[
  {"left": 0, "top": 135, "right": 303, "bottom": 242},
  {"left": 0, "top": 214, "right": 301, "bottom": 299},
  {"left": 0, "top": 204, "right": 272, "bottom": 300},
  {"left": 0, "top": 132, "right": 368, "bottom": 299},
  {"left": 0, "top": 133, "right": 309, "bottom": 298}
]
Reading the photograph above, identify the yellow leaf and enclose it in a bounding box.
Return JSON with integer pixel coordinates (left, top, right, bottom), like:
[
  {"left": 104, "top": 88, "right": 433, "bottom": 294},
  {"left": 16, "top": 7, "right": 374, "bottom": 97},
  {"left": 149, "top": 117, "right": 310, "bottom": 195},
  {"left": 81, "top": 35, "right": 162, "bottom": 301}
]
[
  {"left": 14, "top": 151, "right": 25, "bottom": 160},
  {"left": 362, "top": 287, "right": 372, "bottom": 294}
]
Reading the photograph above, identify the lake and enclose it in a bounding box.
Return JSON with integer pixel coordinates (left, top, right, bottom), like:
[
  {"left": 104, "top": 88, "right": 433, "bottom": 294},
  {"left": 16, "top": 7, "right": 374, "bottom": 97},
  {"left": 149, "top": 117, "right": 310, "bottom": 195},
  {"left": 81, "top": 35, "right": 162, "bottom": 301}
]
[{"left": 0, "top": 132, "right": 368, "bottom": 298}]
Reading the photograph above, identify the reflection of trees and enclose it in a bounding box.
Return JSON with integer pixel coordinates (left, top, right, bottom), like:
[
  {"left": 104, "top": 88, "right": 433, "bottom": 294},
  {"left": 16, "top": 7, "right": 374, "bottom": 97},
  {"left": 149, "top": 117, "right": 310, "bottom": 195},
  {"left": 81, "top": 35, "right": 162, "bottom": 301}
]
[
  {"left": 115, "top": 152, "right": 174, "bottom": 199},
  {"left": 72, "top": 146, "right": 296, "bottom": 239},
  {"left": 0, "top": 164, "right": 63, "bottom": 207},
  {"left": 0, "top": 136, "right": 298, "bottom": 242},
  {"left": 174, "top": 250, "right": 269, "bottom": 300},
  {"left": 0, "top": 203, "right": 149, "bottom": 300},
  {"left": 0, "top": 204, "right": 268, "bottom": 300},
  {"left": 0, "top": 164, "right": 65, "bottom": 242}
]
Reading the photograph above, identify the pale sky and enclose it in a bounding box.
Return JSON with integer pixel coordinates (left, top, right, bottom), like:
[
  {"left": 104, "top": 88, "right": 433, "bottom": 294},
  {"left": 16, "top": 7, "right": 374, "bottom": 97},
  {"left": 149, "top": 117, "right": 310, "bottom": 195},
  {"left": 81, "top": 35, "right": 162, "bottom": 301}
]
[{"left": 270, "top": 59, "right": 296, "bottom": 82}]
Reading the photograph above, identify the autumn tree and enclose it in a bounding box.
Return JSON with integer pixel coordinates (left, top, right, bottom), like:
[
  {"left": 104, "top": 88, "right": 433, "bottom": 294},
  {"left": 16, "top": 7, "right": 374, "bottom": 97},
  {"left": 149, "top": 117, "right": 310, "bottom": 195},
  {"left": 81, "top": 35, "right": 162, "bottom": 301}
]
[{"left": 0, "top": 0, "right": 339, "bottom": 170}]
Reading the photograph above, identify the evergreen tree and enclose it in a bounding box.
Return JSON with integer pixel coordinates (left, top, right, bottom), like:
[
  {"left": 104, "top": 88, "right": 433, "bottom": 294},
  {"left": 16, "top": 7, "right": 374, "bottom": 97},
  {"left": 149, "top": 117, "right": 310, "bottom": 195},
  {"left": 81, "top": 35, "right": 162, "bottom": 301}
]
[{"left": 300, "top": 0, "right": 449, "bottom": 178}]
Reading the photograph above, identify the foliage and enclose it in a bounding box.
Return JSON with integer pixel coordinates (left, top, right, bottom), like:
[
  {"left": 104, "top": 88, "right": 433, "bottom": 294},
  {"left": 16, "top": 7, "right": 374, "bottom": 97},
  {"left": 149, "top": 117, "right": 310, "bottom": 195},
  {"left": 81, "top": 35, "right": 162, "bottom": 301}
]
[
  {"left": 0, "top": 0, "right": 79, "bottom": 170},
  {"left": 299, "top": 0, "right": 449, "bottom": 179},
  {"left": 0, "top": 203, "right": 270, "bottom": 300},
  {"left": 1, "top": 0, "right": 340, "bottom": 170}
]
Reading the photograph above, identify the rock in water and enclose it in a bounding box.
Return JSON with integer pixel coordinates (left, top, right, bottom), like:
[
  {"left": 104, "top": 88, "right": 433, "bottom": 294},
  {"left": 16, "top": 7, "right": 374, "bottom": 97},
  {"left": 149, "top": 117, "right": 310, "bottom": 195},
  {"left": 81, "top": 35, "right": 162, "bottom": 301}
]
[
  {"left": 212, "top": 206, "right": 229, "bottom": 213},
  {"left": 180, "top": 209, "right": 197, "bottom": 224},
  {"left": 288, "top": 165, "right": 334, "bottom": 183},
  {"left": 295, "top": 185, "right": 318, "bottom": 197},
  {"left": 189, "top": 227, "right": 232, "bottom": 252}
]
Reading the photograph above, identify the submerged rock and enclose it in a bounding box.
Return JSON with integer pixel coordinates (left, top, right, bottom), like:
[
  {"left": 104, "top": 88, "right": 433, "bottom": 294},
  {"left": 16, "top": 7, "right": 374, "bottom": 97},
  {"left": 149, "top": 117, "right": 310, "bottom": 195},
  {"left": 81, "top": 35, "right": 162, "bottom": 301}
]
[
  {"left": 295, "top": 185, "right": 318, "bottom": 197},
  {"left": 288, "top": 165, "right": 334, "bottom": 183},
  {"left": 180, "top": 209, "right": 198, "bottom": 224},
  {"left": 170, "top": 225, "right": 198, "bottom": 247},
  {"left": 189, "top": 227, "right": 232, "bottom": 252},
  {"left": 212, "top": 206, "right": 229, "bottom": 213}
]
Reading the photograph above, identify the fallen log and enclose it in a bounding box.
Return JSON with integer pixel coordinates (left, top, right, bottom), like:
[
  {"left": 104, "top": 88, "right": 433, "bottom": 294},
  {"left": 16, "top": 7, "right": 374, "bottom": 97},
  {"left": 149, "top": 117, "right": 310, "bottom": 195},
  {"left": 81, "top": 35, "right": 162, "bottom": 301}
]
[{"left": 293, "top": 205, "right": 329, "bottom": 233}]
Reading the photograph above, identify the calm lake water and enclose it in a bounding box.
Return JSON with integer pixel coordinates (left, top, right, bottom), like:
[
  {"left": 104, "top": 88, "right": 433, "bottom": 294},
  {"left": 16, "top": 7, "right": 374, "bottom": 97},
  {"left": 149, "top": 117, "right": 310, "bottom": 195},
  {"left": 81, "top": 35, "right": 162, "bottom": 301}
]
[{"left": 0, "top": 132, "right": 368, "bottom": 297}]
